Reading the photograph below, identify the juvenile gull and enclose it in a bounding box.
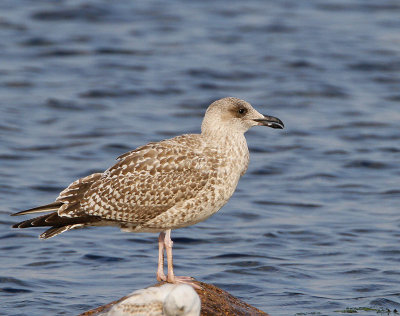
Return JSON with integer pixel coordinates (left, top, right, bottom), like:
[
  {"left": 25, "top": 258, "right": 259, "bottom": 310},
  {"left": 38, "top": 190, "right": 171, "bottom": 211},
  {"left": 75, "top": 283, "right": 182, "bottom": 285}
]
[
  {"left": 11, "top": 97, "right": 284, "bottom": 284},
  {"left": 101, "top": 283, "right": 200, "bottom": 316}
]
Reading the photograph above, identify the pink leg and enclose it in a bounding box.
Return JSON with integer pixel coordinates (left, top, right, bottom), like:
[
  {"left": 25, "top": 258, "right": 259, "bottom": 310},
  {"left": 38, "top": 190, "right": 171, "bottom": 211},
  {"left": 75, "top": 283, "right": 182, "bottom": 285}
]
[
  {"left": 164, "top": 230, "right": 199, "bottom": 288},
  {"left": 164, "top": 229, "right": 176, "bottom": 283},
  {"left": 156, "top": 232, "right": 166, "bottom": 281}
]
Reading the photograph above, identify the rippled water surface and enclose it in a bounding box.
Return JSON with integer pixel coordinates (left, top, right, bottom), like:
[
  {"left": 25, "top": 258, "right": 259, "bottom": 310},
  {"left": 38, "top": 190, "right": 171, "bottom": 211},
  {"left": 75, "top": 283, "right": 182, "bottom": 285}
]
[{"left": 1, "top": 1, "right": 400, "bottom": 315}]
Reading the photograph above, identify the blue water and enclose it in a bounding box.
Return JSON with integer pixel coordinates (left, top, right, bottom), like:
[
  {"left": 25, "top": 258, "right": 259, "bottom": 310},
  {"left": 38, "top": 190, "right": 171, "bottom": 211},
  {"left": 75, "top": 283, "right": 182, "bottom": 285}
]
[{"left": 1, "top": 1, "right": 400, "bottom": 315}]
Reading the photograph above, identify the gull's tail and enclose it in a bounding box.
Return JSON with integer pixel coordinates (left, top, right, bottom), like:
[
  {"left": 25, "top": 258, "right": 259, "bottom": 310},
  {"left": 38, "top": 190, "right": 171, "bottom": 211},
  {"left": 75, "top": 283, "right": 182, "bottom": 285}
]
[
  {"left": 11, "top": 203, "right": 101, "bottom": 239},
  {"left": 11, "top": 173, "right": 103, "bottom": 239}
]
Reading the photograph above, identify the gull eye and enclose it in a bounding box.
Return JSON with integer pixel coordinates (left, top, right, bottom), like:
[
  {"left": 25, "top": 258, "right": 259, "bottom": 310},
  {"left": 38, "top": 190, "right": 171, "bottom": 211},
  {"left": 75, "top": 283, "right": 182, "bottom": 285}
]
[{"left": 238, "top": 108, "right": 247, "bottom": 115}]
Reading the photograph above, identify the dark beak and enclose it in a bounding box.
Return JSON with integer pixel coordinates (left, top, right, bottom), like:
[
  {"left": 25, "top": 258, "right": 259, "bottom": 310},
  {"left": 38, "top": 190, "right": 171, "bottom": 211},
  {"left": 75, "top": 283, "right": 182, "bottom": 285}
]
[{"left": 253, "top": 115, "right": 284, "bottom": 129}]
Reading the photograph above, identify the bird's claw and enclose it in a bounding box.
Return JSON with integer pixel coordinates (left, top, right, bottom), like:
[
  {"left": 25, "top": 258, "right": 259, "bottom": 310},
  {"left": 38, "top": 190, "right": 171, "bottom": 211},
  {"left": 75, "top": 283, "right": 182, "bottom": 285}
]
[{"left": 167, "top": 276, "right": 201, "bottom": 289}]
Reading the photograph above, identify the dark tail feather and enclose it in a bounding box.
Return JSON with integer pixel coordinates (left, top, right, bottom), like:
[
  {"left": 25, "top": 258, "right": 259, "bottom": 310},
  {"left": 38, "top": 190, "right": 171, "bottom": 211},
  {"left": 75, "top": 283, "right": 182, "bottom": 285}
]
[
  {"left": 11, "top": 202, "right": 63, "bottom": 216},
  {"left": 13, "top": 213, "right": 51, "bottom": 228},
  {"left": 40, "top": 225, "right": 77, "bottom": 239},
  {"left": 12, "top": 211, "right": 102, "bottom": 239}
]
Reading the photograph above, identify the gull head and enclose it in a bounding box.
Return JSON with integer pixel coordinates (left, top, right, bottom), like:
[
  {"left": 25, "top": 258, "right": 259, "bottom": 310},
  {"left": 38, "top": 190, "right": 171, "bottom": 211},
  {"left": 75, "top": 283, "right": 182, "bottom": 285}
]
[
  {"left": 163, "top": 284, "right": 201, "bottom": 316},
  {"left": 201, "top": 97, "right": 284, "bottom": 135}
]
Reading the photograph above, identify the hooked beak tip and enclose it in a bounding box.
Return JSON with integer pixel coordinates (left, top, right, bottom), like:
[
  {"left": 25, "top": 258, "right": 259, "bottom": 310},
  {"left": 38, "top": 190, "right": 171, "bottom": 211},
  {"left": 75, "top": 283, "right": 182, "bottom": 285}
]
[{"left": 253, "top": 115, "right": 284, "bottom": 129}]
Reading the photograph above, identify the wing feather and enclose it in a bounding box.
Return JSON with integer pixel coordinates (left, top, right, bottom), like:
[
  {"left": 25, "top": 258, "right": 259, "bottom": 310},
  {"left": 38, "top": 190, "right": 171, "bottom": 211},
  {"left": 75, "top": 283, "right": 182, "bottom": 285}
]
[{"left": 61, "top": 136, "right": 214, "bottom": 224}]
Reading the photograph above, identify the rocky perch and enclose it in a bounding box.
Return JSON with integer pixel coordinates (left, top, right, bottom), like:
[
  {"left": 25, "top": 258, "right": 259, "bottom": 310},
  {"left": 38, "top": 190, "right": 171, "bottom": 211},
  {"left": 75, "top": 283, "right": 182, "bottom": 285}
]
[{"left": 79, "top": 280, "right": 269, "bottom": 316}]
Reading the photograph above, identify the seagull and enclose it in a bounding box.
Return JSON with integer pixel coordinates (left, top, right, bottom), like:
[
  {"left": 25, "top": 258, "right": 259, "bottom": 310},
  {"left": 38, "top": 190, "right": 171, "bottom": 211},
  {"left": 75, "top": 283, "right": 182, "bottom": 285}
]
[
  {"left": 101, "top": 283, "right": 201, "bottom": 316},
  {"left": 11, "top": 97, "right": 284, "bottom": 285}
]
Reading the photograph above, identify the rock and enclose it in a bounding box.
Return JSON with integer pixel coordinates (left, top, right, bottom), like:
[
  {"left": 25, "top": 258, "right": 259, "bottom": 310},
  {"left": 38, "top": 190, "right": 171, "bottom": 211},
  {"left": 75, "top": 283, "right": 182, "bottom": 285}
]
[{"left": 78, "top": 280, "right": 269, "bottom": 316}]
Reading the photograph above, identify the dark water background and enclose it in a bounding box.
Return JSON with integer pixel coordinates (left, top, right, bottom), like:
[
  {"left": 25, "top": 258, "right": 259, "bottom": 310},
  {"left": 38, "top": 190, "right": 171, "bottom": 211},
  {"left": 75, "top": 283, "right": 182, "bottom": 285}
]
[{"left": 1, "top": 1, "right": 400, "bottom": 315}]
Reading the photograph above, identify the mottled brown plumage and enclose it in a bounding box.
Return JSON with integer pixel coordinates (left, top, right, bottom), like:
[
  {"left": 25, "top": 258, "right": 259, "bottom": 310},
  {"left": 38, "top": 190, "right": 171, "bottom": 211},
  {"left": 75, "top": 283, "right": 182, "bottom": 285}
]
[{"left": 11, "top": 97, "right": 283, "bottom": 284}]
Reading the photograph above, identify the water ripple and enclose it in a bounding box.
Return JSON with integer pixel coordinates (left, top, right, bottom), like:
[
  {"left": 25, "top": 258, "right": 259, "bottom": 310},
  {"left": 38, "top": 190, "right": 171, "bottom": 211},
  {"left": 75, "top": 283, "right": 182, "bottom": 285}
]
[{"left": 1, "top": 1, "right": 400, "bottom": 315}]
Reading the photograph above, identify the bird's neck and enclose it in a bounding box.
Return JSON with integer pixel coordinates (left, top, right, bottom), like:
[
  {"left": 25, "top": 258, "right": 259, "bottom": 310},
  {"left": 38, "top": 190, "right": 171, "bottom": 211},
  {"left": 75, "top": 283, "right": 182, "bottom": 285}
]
[
  {"left": 201, "top": 125, "right": 246, "bottom": 148},
  {"left": 201, "top": 128, "right": 250, "bottom": 176}
]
